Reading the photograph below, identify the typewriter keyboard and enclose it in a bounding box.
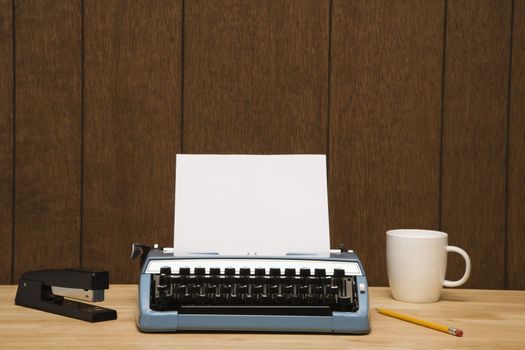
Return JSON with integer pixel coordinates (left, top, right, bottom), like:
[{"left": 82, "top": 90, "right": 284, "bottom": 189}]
[{"left": 150, "top": 266, "right": 359, "bottom": 315}]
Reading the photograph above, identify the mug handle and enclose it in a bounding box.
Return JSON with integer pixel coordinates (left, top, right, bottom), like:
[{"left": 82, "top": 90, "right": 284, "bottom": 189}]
[{"left": 443, "top": 246, "right": 471, "bottom": 287}]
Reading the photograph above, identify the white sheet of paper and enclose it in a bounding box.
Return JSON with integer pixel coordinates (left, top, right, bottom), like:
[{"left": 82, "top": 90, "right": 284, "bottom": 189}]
[{"left": 174, "top": 154, "right": 330, "bottom": 255}]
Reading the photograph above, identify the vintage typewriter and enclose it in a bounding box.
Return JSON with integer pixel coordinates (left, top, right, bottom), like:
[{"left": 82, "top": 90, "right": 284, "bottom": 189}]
[{"left": 132, "top": 243, "right": 370, "bottom": 334}]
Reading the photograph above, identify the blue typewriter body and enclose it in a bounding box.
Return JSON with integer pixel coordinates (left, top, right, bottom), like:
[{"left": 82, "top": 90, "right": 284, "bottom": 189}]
[{"left": 134, "top": 245, "right": 370, "bottom": 334}]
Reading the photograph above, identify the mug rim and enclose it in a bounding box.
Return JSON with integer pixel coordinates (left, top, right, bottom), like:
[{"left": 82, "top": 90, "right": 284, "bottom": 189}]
[{"left": 386, "top": 229, "right": 447, "bottom": 239}]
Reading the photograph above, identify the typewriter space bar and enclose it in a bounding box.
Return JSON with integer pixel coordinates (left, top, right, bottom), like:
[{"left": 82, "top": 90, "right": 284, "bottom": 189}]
[{"left": 179, "top": 305, "right": 332, "bottom": 316}]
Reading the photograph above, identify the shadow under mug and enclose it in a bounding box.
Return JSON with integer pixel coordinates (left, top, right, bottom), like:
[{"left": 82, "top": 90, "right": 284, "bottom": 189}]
[{"left": 386, "top": 229, "right": 471, "bottom": 303}]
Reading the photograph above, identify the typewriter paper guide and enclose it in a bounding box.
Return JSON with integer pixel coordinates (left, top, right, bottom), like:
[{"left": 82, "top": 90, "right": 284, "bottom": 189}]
[{"left": 174, "top": 154, "right": 330, "bottom": 256}]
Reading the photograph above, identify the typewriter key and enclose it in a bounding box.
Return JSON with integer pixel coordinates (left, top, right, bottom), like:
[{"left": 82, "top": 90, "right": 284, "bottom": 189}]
[
  {"left": 220, "top": 284, "right": 232, "bottom": 294},
  {"left": 300, "top": 268, "right": 311, "bottom": 277},
  {"left": 333, "top": 268, "right": 345, "bottom": 278},
  {"left": 312, "top": 285, "right": 323, "bottom": 294},
  {"left": 254, "top": 268, "right": 265, "bottom": 284},
  {"left": 224, "top": 268, "right": 235, "bottom": 283},
  {"left": 194, "top": 267, "right": 205, "bottom": 276},
  {"left": 307, "top": 294, "right": 320, "bottom": 305},
  {"left": 189, "top": 284, "right": 201, "bottom": 294},
  {"left": 284, "top": 268, "right": 296, "bottom": 277},
  {"left": 158, "top": 294, "right": 173, "bottom": 307},
  {"left": 182, "top": 293, "right": 193, "bottom": 303},
  {"left": 259, "top": 294, "right": 270, "bottom": 305},
  {"left": 291, "top": 295, "right": 303, "bottom": 305},
  {"left": 338, "top": 296, "right": 352, "bottom": 311},
  {"left": 214, "top": 295, "right": 226, "bottom": 305},
  {"left": 229, "top": 295, "right": 242, "bottom": 304},
  {"left": 175, "top": 284, "right": 187, "bottom": 293},
  {"left": 239, "top": 268, "right": 250, "bottom": 283},
  {"left": 283, "top": 285, "right": 294, "bottom": 294},
  {"left": 196, "top": 294, "right": 208, "bottom": 304},
  {"left": 328, "top": 286, "right": 339, "bottom": 294},
  {"left": 314, "top": 268, "right": 326, "bottom": 278},
  {"left": 160, "top": 266, "right": 172, "bottom": 275},
  {"left": 237, "top": 284, "right": 249, "bottom": 294},
  {"left": 268, "top": 285, "right": 279, "bottom": 294},
  {"left": 158, "top": 274, "right": 169, "bottom": 288},
  {"left": 324, "top": 294, "right": 336, "bottom": 306},
  {"left": 178, "top": 267, "right": 190, "bottom": 276}
]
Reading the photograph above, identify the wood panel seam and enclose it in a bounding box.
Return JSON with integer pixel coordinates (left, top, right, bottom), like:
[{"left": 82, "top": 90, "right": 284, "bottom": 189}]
[
  {"left": 326, "top": 0, "right": 333, "bottom": 190},
  {"left": 504, "top": 0, "right": 516, "bottom": 290},
  {"left": 10, "top": 0, "right": 16, "bottom": 285},
  {"left": 80, "top": 0, "right": 85, "bottom": 268},
  {"left": 180, "top": 0, "right": 185, "bottom": 153},
  {"left": 438, "top": 0, "right": 448, "bottom": 232}
]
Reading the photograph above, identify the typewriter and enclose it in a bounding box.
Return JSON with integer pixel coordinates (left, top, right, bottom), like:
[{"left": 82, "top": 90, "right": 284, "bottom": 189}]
[{"left": 132, "top": 243, "right": 370, "bottom": 334}]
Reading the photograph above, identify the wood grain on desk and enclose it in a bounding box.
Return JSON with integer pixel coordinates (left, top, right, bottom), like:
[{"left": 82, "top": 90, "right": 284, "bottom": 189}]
[{"left": 1, "top": 285, "right": 524, "bottom": 349}]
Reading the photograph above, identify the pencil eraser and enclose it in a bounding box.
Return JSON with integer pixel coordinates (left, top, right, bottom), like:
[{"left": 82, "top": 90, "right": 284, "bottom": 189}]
[{"left": 456, "top": 329, "right": 463, "bottom": 337}]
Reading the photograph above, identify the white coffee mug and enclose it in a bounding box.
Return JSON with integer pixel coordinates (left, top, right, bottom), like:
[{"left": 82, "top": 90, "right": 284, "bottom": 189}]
[{"left": 386, "top": 229, "right": 471, "bottom": 303}]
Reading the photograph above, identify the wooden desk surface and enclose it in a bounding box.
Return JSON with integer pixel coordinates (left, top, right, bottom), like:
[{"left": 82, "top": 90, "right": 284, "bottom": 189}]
[{"left": 1, "top": 285, "right": 524, "bottom": 349}]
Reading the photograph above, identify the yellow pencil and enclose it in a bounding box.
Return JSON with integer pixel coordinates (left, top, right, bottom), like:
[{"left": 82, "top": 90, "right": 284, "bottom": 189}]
[{"left": 376, "top": 308, "right": 463, "bottom": 337}]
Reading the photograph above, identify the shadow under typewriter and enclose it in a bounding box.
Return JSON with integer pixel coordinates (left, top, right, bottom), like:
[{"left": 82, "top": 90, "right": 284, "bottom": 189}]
[{"left": 133, "top": 244, "right": 370, "bottom": 334}]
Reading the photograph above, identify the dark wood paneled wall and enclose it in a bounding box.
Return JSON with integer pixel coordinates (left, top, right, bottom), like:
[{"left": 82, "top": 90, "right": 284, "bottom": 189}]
[
  {"left": 14, "top": 0, "right": 82, "bottom": 280},
  {"left": 184, "top": 0, "right": 328, "bottom": 154},
  {"left": 330, "top": 0, "right": 443, "bottom": 287},
  {"left": 442, "top": 0, "right": 512, "bottom": 289},
  {"left": 82, "top": 0, "right": 182, "bottom": 284},
  {"left": 0, "top": 0, "right": 523, "bottom": 289}
]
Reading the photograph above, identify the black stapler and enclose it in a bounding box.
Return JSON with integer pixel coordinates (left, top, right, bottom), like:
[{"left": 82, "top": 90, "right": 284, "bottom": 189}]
[{"left": 15, "top": 269, "right": 117, "bottom": 322}]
